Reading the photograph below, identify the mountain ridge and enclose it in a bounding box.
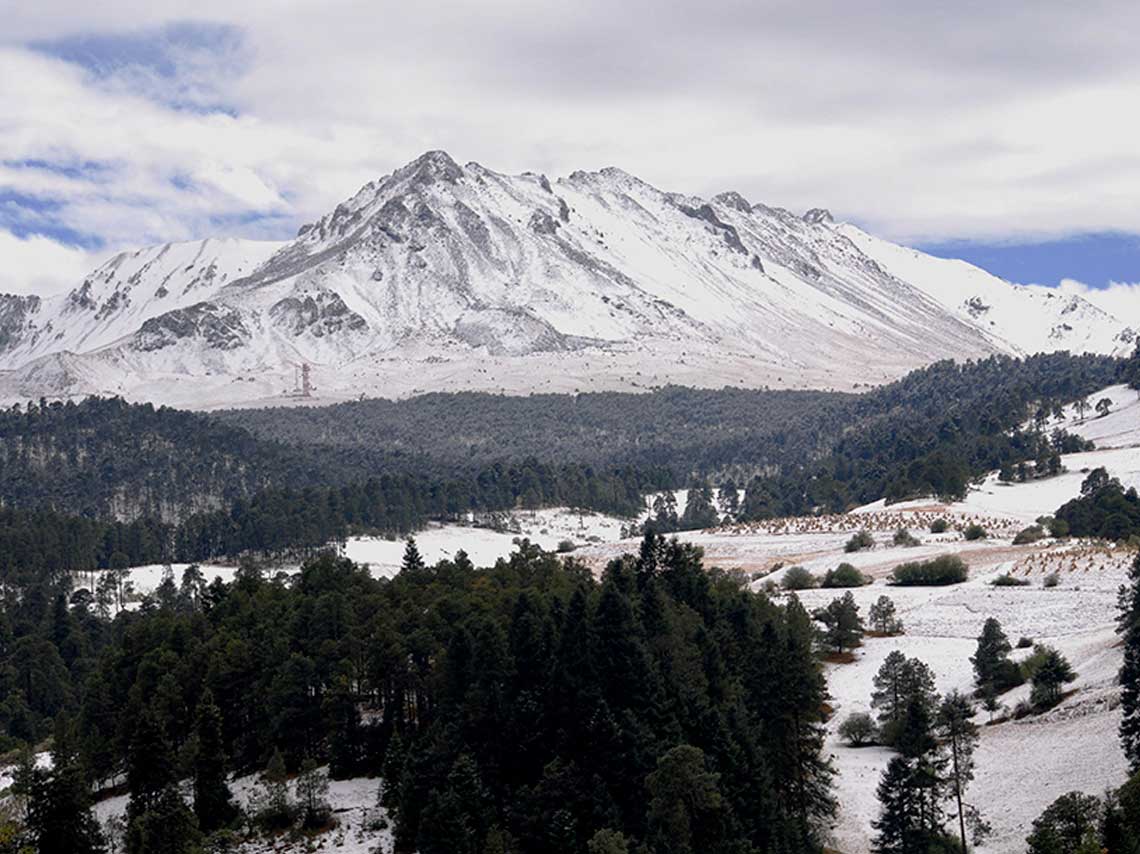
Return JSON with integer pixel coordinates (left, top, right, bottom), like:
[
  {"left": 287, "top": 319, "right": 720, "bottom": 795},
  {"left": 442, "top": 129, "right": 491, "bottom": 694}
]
[{"left": 0, "top": 150, "right": 1133, "bottom": 408}]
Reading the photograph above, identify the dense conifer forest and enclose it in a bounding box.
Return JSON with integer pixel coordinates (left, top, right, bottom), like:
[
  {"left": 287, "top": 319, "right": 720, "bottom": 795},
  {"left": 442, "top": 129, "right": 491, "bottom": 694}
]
[
  {"left": 0, "top": 537, "right": 837, "bottom": 854},
  {"left": 0, "top": 352, "right": 1125, "bottom": 569}
]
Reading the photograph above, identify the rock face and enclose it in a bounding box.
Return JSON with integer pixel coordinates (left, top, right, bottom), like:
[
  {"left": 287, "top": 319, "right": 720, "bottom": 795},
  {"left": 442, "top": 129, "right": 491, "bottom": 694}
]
[{"left": 0, "top": 150, "right": 1133, "bottom": 408}]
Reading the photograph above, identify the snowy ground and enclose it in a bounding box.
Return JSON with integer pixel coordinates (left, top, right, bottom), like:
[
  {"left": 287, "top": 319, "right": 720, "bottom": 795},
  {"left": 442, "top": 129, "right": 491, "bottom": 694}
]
[
  {"left": 92, "top": 770, "right": 393, "bottom": 854},
  {"left": 792, "top": 546, "right": 1132, "bottom": 854}
]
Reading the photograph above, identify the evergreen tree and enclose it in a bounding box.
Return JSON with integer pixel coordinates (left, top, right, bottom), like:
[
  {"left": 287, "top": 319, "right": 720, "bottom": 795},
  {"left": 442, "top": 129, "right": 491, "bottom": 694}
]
[
  {"left": 295, "top": 759, "right": 331, "bottom": 829},
  {"left": 1026, "top": 792, "right": 1103, "bottom": 854},
  {"left": 401, "top": 537, "right": 426, "bottom": 574},
  {"left": 191, "top": 689, "right": 236, "bottom": 834},
  {"left": 1120, "top": 552, "right": 1140, "bottom": 772},
  {"left": 126, "top": 786, "right": 202, "bottom": 854},
  {"left": 126, "top": 708, "right": 175, "bottom": 832},
  {"left": 644, "top": 745, "right": 725, "bottom": 854},
  {"left": 872, "top": 653, "right": 937, "bottom": 746},
  {"left": 872, "top": 757, "right": 919, "bottom": 854},
  {"left": 417, "top": 753, "right": 492, "bottom": 854},
  {"left": 253, "top": 748, "right": 293, "bottom": 830},
  {"left": 679, "top": 482, "right": 719, "bottom": 531},
  {"left": 818, "top": 592, "right": 864, "bottom": 654},
  {"left": 1030, "top": 647, "right": 1076, "bottom": 710},
  {"left": 971, "top": 617, "right": 1017, "bottom": 697},
  {"left": 26, "top": 716, "right": 106, "bottom": 854},
  {"left": 869, "top": 595, "right": 902, "bottom": 635},
  {"left": 936, "top": 691, "right": 980, "bottom": 854}
]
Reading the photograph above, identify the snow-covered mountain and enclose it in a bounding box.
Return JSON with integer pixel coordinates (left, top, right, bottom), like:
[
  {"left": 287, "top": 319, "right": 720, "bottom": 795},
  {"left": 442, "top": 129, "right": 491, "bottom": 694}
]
[{"left": 0, "top": 151, "right": 1133, "bottom": 407}]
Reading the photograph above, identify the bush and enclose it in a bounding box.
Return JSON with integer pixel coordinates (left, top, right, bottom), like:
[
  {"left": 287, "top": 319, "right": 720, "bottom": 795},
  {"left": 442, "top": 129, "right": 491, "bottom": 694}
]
[
  {"left": 1013, "top": 525, "right": 1046, "bottom": 545},
  {"left": 890, "top": 554, "right": 968, "bottom": 586},
  {"left": 1016, "top": 636, "right": 1034, "bottom": 649},
  {"left": 930, "top": 518, "right": 950, "bottom": 534},
  {"left": 555, "top": 539, "right": 577, "bottom": 553},
  {"left": 1043, "top": 572, "right": 1060, "bottom": 588},
  {"left": 1048, "top": 517, "right": 1070, "bottom": 538},
  {"left": 844, "top": 529, "right": 875, "bottom": 553},
  {"left": 781, "top": 566, "right": 817, "bottom": 590},
  {"left": 963, "top": 523, "right": 988, "bottom": 541},
  {"left": 838, "top": 711, "right": 877, "bottom": 746},
  {"left": 991, "top": 573, "right": 1029, "bottom": 587},
  {"left": 821, "top": 563, "right": 868, "bottom": 588},
  {"left": 892, "top": 527, "right": 920, "bottom": 547}
]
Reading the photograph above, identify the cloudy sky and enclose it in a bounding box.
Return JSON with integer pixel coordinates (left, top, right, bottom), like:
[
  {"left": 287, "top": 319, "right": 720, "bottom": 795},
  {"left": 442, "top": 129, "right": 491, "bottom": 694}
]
[{"left": 2, "top": 0, "right": 1139, "bottom": 311}]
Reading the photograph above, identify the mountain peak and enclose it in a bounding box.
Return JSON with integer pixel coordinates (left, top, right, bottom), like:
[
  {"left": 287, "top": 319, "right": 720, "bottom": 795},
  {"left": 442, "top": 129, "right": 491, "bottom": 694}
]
[
  {"left": 713, "top": 191, "right": 752, "bottom": 213},
  {"left": 802, "top": 208, "right": 834, "bottom": 225},
  {"left": 398, "top": 150, "right": 463, "bottom": 185}
]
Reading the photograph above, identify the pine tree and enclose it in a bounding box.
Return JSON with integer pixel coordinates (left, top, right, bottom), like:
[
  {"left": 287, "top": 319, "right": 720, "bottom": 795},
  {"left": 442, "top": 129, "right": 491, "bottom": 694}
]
[
  {"left": 126, "top": 708, "right": 175, "bottom": 830},
  {"left": 26, "top": 716, "right": 106, "bottom": 854},
  {"left": 679, "top": 482, "right": 719, "bottom": 531},
  {"left": 870, "top": 651, "right": 910, "bottom": 738},
  {"left": 819, "top": 591, "right": 864, "bottom": 653},
  {"left": 869, "top": 595, "right": 902, "bottom": 635},
  {"left": 126, "top": 785, "right": 202, "bottom": 854},
  {"left": 296, "top": 758, "right": 331, "bottom": 829},
  {"left": 937, "top": 691, "right": 980, "bottom": 854},
  {"left": 254, "top": 748, "right": 293, "bottom": 830},
  {"left": 872, "top": 757, "right": 918, "bottom": 854},
  {"left": 192, "top": 689, "right": 236, "bottom": 834},
  {"left": 972, "top": 617, "right": 1015, "bottom": 696},
  {"left": 645, "top": 745, "right": 725, "bottom": 854},
  {"left": 1120, "top": 552, "right": 1140, "bottom": 771},
  {"left": 1030, "top": 646, "right": 1076, "bottom": 710},
  {"left": 401, "top": 537, "right": 426, "bottom": 574}
]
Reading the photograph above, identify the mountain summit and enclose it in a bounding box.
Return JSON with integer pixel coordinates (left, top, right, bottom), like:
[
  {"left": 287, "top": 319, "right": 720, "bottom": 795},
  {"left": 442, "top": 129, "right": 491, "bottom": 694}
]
[{"left": 0, "top": 152, "right": 1133, "bottom": 407}]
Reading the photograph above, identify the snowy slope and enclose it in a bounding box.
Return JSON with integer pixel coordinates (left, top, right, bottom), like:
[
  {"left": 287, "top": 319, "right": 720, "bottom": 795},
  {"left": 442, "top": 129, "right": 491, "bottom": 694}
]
[
  {"left": 839, "top": 224, "right": 1136, "bottom": 358},
  {"left": 0, "top": 239, "right": 283, "bottom": 370},
  {"left": 0, "top": 151, "right": 1134, "bottom": 407}
]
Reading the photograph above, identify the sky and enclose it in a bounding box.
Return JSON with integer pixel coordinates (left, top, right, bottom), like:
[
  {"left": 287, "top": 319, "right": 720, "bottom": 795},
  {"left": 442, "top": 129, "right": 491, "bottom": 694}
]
[{"left": 2, "top": 0, "right": 1139, "bottom": 307}]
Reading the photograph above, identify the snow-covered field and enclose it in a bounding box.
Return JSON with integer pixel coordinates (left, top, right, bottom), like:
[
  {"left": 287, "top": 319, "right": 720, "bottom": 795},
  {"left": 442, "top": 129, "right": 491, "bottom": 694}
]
[
  {"left": 794, "top": 547, "right": 1132, "bottom": 854},
  {"left": 345, "top": 505, "right": 629, "bottom": 577},
  {"left": 92, "top": 770, "right": 393, "bottom": 854}
]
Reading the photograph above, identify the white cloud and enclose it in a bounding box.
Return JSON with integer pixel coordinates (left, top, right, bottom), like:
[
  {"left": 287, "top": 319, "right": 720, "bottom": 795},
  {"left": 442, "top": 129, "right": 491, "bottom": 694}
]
[
  {"left": 0, "top": 230, "right": 104, "bottom": 295},
  {"left": 2, "top": 1, "right": 1140, "bottom": 293},
  {"left": 1059, "top": 278, "right": 1140, "bottom": 323}
]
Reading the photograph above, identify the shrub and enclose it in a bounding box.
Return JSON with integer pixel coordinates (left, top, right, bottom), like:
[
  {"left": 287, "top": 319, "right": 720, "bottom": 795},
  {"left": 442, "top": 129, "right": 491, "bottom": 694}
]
[
  {"left": 1042, "top": 572, "right": 1060, "bottom": 589},
  {"left": 1016, "top": 636, "right": 1034, "bottom": 649},
  {"left": 892, "top": 527, "right": 920, "bottom": 547},
  {"left": 781, "top": 566, "right": 817, "bottom": 590},
  {"left": 821, "top": 563, "right": 868, "bottom": 588},
  {"left": 844, "top": 529, "right": 875, "bottom": 553},
  {"left": 1013, "top": 525, "right": 1046, "bottom": 545},
  {"left": 838, "top": 711, "right": 877, "bottom": 746},
  {"left": 990, "top": 573, "right": 1029, "bottom": 587},
  {"left": 889, "top": 554, "right": 968, "bottom": 586},
  {"left": 1048, "top": 517, "right": 1070, "bottom": 538},
  {"left": 963, "top": 523, "right": 988, "bottom": 541},
  {"left": 556, "top": 539, "right": 577, "bottom": 553},
  {"left": 930, "top": 518, "right": 950, "bottom": 534}
]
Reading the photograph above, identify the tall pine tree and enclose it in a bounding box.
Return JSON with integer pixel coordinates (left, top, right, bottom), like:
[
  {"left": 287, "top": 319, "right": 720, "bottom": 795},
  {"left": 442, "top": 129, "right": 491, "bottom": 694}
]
[{"left": 1120, "top": 552, "right": 1140, "bottom": 771}]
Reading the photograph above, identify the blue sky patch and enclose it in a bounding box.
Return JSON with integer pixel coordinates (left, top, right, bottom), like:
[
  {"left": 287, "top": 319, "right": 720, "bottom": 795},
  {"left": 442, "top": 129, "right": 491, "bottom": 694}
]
[
  {"left": 917, "top": 232, "right": 1140, "bottom": 288},
  {"left": 29, "top": 21, "right": 247, "bottom": 115}
]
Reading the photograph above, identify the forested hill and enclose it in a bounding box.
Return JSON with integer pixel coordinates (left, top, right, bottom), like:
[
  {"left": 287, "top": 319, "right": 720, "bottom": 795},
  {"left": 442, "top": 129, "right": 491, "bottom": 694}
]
[
  {"left": 0, "top": 397, "right": 328, "bottom": 521},
  {"left": 213, "top": 386, "right": 853, "bottom": 481},
  {"left": 0, "top": 352, "right": 1126, "bottom": 534}
]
